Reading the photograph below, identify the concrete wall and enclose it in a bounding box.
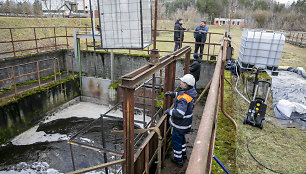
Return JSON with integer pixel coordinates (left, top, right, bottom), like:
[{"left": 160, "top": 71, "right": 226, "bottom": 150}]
[
  {"left": 0, "top": 50, "right": 68, "bottom": 89},
  {"left": 0, "top": 78, "right": 80, "bottom": 144},
  {"left": 71, "top": 51, "right": 216, "bottom": 89}
]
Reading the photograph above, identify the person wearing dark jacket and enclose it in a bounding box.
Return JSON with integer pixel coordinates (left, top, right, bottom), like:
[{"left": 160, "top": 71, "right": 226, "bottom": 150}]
[
  {"left": 165, "top": 74, "right": 197, "bottom": 167},
  {"left": 189, "top": 53, "right": 201, "bottom": 89},
  {"left": 194, "top": 21, "right": 209, "bottom": 59},
  {"left": 174, "top": 19, "right": 186, "bottom": 51}
]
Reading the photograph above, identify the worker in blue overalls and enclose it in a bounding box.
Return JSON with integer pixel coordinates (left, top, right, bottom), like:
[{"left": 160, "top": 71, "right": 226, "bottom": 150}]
[{"left": 165, "top": 74, "right": 197, "bottom": 167}]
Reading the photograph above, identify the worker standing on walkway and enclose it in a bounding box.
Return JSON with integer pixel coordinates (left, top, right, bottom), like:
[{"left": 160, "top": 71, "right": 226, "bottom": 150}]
[
  {"left": 194, "top": 21, "right": 209, "bottom": 59},
  {"left": 189, "top": 53, "right": 201, "bottom": 90},
  {"left": 165, "top": 74, "right": 197, "bottom": 167},
  {"left": 174, "top": 18, "right": 186, "bottom": 51}
]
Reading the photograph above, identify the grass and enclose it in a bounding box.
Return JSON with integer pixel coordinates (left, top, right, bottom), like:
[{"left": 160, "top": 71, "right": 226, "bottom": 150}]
[
  {"left": 0, "top": 17, "right": 305, "bottom": 173},
  {"left": 232, "top": 72, "right": 306, "bottom": 173},
  {"left": 212, "top": 71, "right": 236, "bottom": 174},
  {"left": 1, "top": 17, "right": 304, "bottom": 68}
]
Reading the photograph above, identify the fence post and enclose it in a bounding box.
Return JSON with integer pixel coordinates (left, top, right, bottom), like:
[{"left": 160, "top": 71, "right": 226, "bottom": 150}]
[
  {"left": 11, "top": 66, "right": 17, "bottom": 96},
  {"left": 53, "top": 27, "right": 57, "bottom": 50},
  {"left": 33, "top": 27, "right": 39, "bottom": 53},
  {"left": 36, "top": 61, "right": 41, "bottom": 87},
  {"left": 9, "top": 28, "right": 16, "bottom": 57}
]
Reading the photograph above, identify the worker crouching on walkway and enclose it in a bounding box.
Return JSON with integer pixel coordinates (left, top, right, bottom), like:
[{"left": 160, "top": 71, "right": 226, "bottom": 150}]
[
  {"left": 189, "top": 53, "right": 201, "bottom": 90},
  {"left": 165, "top": 74, "right": 198, "bottom": 167}
]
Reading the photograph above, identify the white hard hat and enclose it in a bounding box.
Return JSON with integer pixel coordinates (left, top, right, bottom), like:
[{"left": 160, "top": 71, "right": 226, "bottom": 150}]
[{"left": 180, "top": 74, "right": 195, "bottom": 86}]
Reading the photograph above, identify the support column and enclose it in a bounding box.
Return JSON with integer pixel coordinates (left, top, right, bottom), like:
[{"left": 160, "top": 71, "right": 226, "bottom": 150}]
[
  {"left": 121, "top": 86, "right": 135, "bottom": 174},
  {"left": 184, "top": 50, "right": 191, "bottom": 75}
]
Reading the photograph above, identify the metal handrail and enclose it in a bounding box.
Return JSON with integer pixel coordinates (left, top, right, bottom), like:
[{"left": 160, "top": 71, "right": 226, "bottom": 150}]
[{"left": 186, "top": 37, "right": 229, "bottom": 174}]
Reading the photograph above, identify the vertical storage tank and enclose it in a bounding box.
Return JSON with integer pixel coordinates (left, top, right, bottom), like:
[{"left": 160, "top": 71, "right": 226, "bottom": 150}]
[{"left": 238, "top": 29, "right": 285, "bottom": 72}]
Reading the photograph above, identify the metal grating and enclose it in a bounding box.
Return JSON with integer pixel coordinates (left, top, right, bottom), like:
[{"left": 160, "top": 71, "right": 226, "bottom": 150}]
[{"left": 97, "top": 0, "right": 152, "bottom": 49}]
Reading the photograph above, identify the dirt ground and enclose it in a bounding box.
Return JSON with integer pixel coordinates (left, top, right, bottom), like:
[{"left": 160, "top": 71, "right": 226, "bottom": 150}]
[{"left": 161, "top": 97, "right": 205, "bottom": 174}]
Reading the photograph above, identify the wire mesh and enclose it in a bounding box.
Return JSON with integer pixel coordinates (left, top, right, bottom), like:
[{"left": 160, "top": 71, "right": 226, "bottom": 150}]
[{"left": 97, "top": 0, "right": 152, "bottom": 49}]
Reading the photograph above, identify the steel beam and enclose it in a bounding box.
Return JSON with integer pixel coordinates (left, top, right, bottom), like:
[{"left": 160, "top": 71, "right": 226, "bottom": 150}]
[
  {"left": 121, "top": 46, "right": 191, "bottom": 89},
  {"left": 121, "top": 86, "right": 135, "bottom": 174}
]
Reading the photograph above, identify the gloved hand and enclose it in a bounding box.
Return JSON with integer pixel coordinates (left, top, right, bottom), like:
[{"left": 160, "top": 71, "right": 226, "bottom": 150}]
[
  {"left": 164, "top": 109, "right": 171, "bottom": 116},
  {"left": 165, "top": 91, "right": 176, "bottom": 98}
]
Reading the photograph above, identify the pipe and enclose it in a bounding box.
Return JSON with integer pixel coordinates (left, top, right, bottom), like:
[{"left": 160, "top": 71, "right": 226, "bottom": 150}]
[
  {"left": 213, "top": 155, "right": 231, "bottom": 174},
  {"left": 220, "top": 70, "right": 238, "bottom": 131},
  {"left": 220, "top": 38, "right": 237, "bottom": 131},
  {"left": 77, "top": 37, "right": 82, "bottom": 97}
]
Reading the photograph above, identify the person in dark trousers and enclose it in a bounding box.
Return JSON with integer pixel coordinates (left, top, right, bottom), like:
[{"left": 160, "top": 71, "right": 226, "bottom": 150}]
[
  {"left": 189, "top": 53, "right": 201, "bottom": 89},
  {"left": 165, "top": 74, "right": 197, "bottom": 167},
  {"left": 174, "top": 18, "right": 186, "bottom": 51},
  {"left": 194, "top": 21, "right": 209, "bottom": 59}
]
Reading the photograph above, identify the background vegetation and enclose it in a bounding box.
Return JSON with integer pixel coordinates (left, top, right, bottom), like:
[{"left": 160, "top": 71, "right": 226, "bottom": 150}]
[{"left": 160, "top": 0, "right": 306, "bottom": 31}]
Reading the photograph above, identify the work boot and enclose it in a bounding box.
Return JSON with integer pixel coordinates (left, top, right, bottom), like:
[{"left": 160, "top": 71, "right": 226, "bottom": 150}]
[{"left": 171, "top": 158, "right": 183, "bottom": 167}]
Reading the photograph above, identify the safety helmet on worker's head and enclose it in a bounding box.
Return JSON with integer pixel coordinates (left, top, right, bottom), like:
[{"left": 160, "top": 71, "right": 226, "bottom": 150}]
[{"left": 180, "top": 74, "right": 195, "bottom": 86}]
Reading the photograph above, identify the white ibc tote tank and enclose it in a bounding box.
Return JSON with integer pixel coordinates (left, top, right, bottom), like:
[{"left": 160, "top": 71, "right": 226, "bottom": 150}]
[{"left": 238, "top": 29, "right": 286, "bottom": 71}]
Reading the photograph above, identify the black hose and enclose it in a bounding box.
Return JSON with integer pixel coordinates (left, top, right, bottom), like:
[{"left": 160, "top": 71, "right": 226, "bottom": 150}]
[
  {"left": 246, "top": 118, "right": 305, "bottom": 174},
  {"left": 246, "top": 132, "right": 284, "bottom": 174}
]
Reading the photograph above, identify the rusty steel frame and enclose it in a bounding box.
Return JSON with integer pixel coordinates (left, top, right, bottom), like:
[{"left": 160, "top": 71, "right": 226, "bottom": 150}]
[
  {"left": 0, "top": 26, "right": 90, "bottom": 57},
  {"left": 119, "top": 46, "right": 191, "bottom": 174},
  {"left": 186, "top": 36, "right": 230, "bottom": 174},
  {"left": 0, "top": 57, "right": 66, "bottom": 100}
]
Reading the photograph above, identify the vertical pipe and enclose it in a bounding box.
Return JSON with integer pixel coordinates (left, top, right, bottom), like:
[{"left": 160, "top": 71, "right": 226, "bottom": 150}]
[
  {"left": 33, "top": 28, "right": 39, "bottom": 53},
  {"left": 121, "top": 86, "right": 135, "bottom": 174},
  {"left": 37, "top": 61, "right": 41, "bottom": 87},
  {"left": 69, "top": 144, "right": 76, "bottom": 171},
  {"left": 163, "top": 65, "right": 170, "bottom": 111},
  {"left": 143, "top": 83, "right": 146, "bottom": 128},
  {"left": 110, "top": 49, "right": 114, "bottom": 83},
  {"left": 9, "top": 28, "right": 16, "bottom": 57},
  {"left": 11, "top": 66, "right": 17, "bottom": 96},
  {"left": 184, "top": 50, "right": 191, "bottom": 75},
  {"left": 151, "top": 74, "right": 156, "bottom": 121},
  {"left": 77, "top": 38, "right": 82, "bottom": 97},
  {"left": 153, "top": 0, "right": 158, "bottom": 50},
  {"left": 54, "top": 27, "right": 57, "bottom": 49},
  {"left": 100, "top": 114, "right": 109, "bottom": 174},
  {"left": 159, "top": 69, "right": 162, "bottom": 94}
]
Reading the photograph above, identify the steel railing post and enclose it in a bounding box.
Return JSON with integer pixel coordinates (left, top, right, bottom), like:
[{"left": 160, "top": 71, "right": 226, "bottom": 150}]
[
  {"left": 33, "top": 27, "right": 39, "bottom": 53},
  {"left": 9, "top": 28, "right": 16, "bottom": 57}
]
